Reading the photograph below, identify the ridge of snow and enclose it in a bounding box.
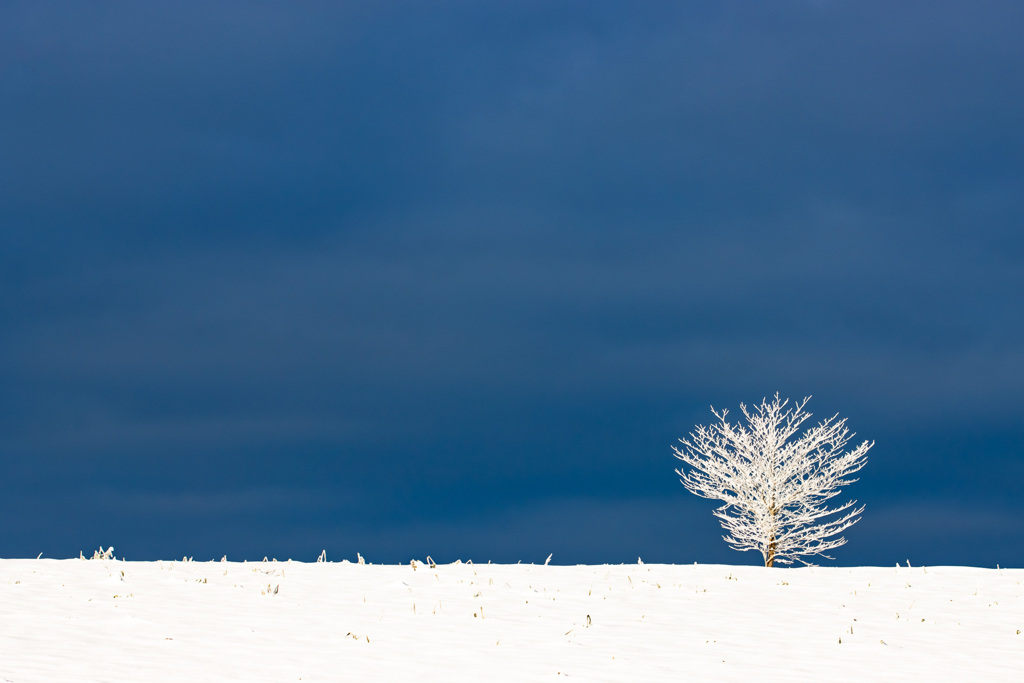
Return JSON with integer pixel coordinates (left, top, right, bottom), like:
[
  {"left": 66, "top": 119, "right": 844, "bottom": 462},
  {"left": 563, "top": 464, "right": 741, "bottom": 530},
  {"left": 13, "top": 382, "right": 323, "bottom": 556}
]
[{"left": 2, "top": 559, "right": 1021, "bottom": 681}]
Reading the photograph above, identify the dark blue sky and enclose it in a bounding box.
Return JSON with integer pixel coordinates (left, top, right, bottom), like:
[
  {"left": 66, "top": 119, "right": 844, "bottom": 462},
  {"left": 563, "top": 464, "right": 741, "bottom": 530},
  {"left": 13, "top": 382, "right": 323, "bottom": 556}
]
[{"left": 2, "top": 1, "right": 1022, "bottom": 566}]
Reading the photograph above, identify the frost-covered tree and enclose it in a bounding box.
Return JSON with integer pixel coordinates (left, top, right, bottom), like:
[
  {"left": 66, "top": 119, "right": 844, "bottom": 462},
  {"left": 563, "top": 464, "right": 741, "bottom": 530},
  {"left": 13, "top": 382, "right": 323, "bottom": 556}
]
[{"left": 672, "top": 394, "right": 872, "bottom": 567}]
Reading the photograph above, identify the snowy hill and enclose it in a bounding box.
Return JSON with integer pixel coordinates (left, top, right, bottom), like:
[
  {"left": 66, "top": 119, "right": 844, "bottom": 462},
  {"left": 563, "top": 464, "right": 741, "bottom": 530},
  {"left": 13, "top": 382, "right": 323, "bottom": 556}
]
[{"left": 2, "top": 558, "right": 1021, "bottom": 681}]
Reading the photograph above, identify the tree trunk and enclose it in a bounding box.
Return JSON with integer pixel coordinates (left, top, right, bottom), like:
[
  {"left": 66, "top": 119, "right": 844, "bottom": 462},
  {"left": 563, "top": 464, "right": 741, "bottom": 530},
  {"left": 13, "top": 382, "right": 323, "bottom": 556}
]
[{"left": 766, "top": 503, "right": 777, "bottom": 567}]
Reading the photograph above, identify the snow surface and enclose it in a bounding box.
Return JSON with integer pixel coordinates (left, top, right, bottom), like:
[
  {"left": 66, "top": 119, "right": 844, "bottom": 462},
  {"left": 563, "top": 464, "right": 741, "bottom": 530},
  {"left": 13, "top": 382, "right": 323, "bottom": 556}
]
[{"left": 2, "top": 558, "right": 1021, "bottom": 681}]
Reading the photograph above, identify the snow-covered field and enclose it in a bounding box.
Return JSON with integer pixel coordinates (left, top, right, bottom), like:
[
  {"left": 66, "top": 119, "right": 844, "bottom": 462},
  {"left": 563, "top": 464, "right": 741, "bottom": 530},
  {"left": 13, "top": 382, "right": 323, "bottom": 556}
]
[{"left": 2, "top": 558, "right": 1021, "bottom": 681}]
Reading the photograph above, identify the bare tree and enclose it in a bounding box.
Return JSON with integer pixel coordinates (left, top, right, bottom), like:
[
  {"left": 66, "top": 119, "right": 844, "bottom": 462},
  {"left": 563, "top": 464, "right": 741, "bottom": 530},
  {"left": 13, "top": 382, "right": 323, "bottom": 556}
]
[{"left": 672, "top": 394, "right": 872, "bottom": 567}]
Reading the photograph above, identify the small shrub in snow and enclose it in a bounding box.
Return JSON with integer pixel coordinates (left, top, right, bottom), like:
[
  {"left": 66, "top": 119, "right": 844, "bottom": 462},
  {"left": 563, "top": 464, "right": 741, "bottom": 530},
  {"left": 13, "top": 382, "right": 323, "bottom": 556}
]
[{"left": 82, "top": 546, "right": 115, "bottom": 560}]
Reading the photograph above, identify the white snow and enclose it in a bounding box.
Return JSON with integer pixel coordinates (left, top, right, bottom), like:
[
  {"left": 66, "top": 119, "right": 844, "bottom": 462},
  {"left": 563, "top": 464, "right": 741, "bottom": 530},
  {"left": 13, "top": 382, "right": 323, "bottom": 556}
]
[{"left": 2, "top": 558, "right": 1021, "bottom": 681}]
